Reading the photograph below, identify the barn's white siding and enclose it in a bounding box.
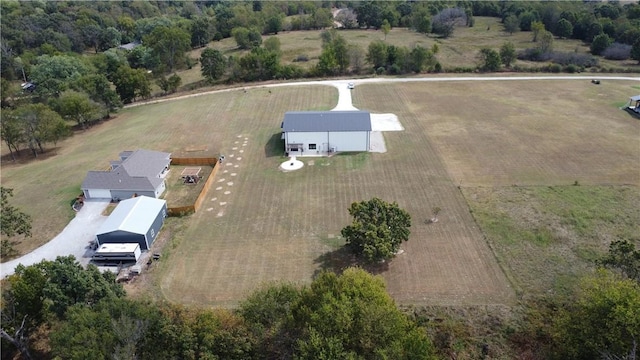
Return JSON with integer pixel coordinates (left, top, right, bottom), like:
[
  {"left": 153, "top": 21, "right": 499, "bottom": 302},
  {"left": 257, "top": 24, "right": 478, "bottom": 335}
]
[
  {"left": 285, "top": 131, "right": 369, "bottom": 155},
  {"left": 328, "top": 131, "right": 369, "bottom": 152}
]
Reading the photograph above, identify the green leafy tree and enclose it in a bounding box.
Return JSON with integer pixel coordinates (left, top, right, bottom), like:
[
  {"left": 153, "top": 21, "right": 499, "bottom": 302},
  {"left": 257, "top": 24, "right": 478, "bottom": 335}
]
[
  {"left": 291, "top": 269, "right": 436, "bottom": 359},
  {"left": 555, "top": 18, "right": 573, "bottom": 39},
  {"left": 478, "top": 48, "right": 502, "bottom": 71},
  {"left": 30, "top": 55, "right": 89, "bottom": 97},
  {"left": 14, "top": 104, "right": 69, "bottom": 157},
  {"left": 156, "top": 74, "right": 181, "bottom": 94},
  {"left": 341, "top": 197, "right": 412, "bottom": 263},
  {"left": 265, "top": 14, "right": 283, "bottom": 35},
  {"left": 632, "top": 39, "right": 640, "bottom": 64},
  {"left": 381, "top": 19, "right": 391, "bottom": 40},
  {"left": 74, "top": 74, "right": 123, "bottom": 114},
  {"left": 553, "top": 270, "right": 640, "bottom": 359},
  {"left": 143, "top": 25, "right": 191, "bottom": 72},
  {"left": 504, "top": 14, "right": 519, "bottom": 35},
  {"left": 410, "top": 45, "right": 434, "bottom": 73},
  {"left": 263, "top": 37, "right": 281, "bottom": 54},
  {"left": 357, "top": 1, "right": 383, "bottom": 29},
  {"left": 200, "top": 48, "right": 227, "bottom": 82},
  {"left": 190, "top": 16, "right": 215, "bottom": 48},
  {"left": 112, "top": 66, "right": 151, "bottom": 104},
  {"left": 591, "top": 33, "right": 613, "bottom": 55},
  {"left": 367, "top": 40, "right": 388, "bottom": 70},
  {"left": 97, "top": 27, "right": 122, "bottom": 52},
  {"left": 238, "top": 47, "right": 280, "bottom": 81},
  {"left": 0, "top": 110, "right": 24, "bottom": 161},
  {"left": 538, "top": 30, "right": 554, "bottom": 53},
  {"left": 0, "top": 187, "right": 31, "bottom": 258},
  {"left": 500, "top": 41, "right": 517, "bottom": 68},
  {"left": 597, "top": 239, "right": 640, "bottom": 282},
  {"left": 232, "top": 27, "right": 262, "bottom": 49},
  {"left": 531, "top": 21, "right": 545, "bottom": 42},
  {"left": 51, "top": 90, "right": 103, "bottom": 129},
  {"left": 1, "top": 256, "right": 124, "bottom": 359},
  {"left": 412, "top": 10, "right": 432, "bottom": 34}
]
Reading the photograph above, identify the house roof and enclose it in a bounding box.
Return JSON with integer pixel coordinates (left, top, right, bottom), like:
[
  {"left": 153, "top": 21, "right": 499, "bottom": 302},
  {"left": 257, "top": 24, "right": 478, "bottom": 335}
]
[
  {"left": 118, "top": 42, "right": 141, "bottom": 51},
  {"left": 82, "top": 171, "right": 162, "bottom": 191},
  {"left": 81, "top": 149, "right": 170, "bottom": 191},
  {"left": 97, "top": 196, "right": 166, "bottom": 236},
  {"left": 282, "top": 111, "right": 371, "bottom": 132},
  {"left": 117, "top": 149, "right": 171, "bottom": 179}
]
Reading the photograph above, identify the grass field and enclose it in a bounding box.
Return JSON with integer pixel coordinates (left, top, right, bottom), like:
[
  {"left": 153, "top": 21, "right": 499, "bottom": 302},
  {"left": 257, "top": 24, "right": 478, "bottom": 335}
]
[
  {"left": 0, "top": 86, "right": 335, "bottom": 258},
  {"left": 173, "top": 16, "right": 639, "bottom": 96},
  {"left": 3, "top": 77, "right": 638, "bottom": 308}
]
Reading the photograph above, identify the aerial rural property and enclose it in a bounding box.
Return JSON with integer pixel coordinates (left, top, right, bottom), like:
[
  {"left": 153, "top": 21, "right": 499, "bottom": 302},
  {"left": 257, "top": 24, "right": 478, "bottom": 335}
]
[{"left": 1, "top": 1, "right": 639, "bottom": 358}]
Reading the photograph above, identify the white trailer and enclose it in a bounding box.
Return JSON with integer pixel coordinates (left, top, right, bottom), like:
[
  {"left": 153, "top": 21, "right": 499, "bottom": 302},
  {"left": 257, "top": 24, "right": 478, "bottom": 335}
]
[{"left": 92, "top": 243, "right": 141, "bottom": 263}]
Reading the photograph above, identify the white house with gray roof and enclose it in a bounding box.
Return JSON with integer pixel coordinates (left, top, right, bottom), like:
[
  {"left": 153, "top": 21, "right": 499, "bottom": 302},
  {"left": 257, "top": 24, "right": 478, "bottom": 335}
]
[
  {"left": 81, "top": 149, "right": 171, "bottom": 200},
  {"left": 281, "top": 111, "right": 371, "bottom": 156}
]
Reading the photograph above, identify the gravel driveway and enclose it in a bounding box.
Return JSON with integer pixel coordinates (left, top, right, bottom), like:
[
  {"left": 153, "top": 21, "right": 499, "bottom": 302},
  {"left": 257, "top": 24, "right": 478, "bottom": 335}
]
[{"left": 1, "top": 199, "right": 110, "bottom": 277}]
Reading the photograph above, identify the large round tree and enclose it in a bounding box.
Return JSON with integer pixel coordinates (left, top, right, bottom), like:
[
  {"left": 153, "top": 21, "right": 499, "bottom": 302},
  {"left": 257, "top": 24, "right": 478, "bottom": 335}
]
[{"left": 341, "top": 197, "right": 411, "bottom": 263}]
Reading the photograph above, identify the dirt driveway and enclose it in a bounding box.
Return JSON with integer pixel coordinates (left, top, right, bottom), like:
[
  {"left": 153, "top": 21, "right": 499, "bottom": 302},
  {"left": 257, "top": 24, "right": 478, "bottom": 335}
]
[{"left": 1, "top": 199, "right": 110, "bottom": 277}]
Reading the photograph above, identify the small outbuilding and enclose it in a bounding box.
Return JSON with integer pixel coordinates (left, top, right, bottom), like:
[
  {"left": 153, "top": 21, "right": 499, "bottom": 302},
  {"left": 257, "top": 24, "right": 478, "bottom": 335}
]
[
  {"left": 281, "top": 111, "right": 371, "bottom": 156},
  {"left": 625, "top": 95, "right": 640, "bottom": 114},
  {"left": 96, "top": 196, "right": 167, "bottom": 250}
]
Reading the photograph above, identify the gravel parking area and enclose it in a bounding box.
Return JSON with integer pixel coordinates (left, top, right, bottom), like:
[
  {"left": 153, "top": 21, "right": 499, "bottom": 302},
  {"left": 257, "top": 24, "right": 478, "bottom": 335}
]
[{"left": 1, "top": 199, "right": 110, "bottom": 277}]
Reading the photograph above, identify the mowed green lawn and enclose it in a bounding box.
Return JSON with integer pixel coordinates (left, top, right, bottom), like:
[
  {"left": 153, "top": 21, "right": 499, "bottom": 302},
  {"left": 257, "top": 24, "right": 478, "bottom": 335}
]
[
  {"left": 3, "top": 78, "right": 638, "bottom": 308},
  {"left": 0, "top": 86, "right": 336, "bottom": 258}
]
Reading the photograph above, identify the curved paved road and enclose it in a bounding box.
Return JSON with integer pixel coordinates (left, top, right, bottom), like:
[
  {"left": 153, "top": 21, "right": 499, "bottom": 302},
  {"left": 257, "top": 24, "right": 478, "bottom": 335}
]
[
  {"left": 3, "top": 74, "right": 638, "bottom": 277},
  {"left": 126, "top": 75, "right": 639, "bottom": 109}
]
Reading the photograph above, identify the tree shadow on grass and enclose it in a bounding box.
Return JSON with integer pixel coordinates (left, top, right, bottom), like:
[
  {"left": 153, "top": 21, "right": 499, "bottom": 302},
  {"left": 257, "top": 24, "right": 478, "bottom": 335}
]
[
  {"left": 313, "top": 246, "right": 390, "bottom": 278},
  {"left": 264, "top": 133, "right": 284, "bottom": 158}
]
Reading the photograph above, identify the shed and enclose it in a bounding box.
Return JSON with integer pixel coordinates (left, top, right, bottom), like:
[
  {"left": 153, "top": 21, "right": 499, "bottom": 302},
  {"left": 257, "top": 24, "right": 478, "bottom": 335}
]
[
  {"left": 281, "top": 111, "right": 371, "bottom": 156},
  {"left": 96, "top": 196, "right": 167, "bottom": 250},
  {"left": 626, "top": 95, "right": 640, "bottom": 114}
]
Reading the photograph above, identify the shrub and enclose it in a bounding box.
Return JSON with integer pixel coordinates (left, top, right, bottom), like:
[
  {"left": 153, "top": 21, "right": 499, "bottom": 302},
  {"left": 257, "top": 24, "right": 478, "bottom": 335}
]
[
  {"left": 564, "top": 64, "right": 578, "bottom": 73},
  {"left": 547, "top": 64, "right": 562, "bottom": 73},
  {"left": 549, "top": 52, "right": 598, "bottom": 67},
  {"left": 602, "top": 43, "right": 631, "bottom": 60}
]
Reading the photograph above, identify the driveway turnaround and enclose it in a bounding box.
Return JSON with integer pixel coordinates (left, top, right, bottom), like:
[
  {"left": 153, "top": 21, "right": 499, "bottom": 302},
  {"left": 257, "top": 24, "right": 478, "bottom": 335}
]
[{"left": 1, "top": 199, "right": 110, "bottom": 277}]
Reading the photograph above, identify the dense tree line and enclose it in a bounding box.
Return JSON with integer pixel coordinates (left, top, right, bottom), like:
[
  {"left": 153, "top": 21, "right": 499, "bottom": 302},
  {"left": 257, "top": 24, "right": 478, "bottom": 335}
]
[{"left": 2, "top": 246, "right": 638, "bottom": 359}]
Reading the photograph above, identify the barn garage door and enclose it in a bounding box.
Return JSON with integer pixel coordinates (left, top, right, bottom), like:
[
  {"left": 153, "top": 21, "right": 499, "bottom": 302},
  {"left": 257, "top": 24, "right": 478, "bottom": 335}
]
[{"left": 87, "top": 189, "right": 112, "bottom": 199}]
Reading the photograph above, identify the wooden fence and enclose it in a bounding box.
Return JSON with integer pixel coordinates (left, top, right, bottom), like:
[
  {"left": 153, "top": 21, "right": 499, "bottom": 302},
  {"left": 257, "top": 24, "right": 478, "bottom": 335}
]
[{"left": 166, "top": 157, "right": 219, "bottom": 217}]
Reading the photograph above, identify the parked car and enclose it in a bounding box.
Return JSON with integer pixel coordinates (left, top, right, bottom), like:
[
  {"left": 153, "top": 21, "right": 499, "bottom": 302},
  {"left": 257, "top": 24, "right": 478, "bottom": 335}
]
[{"left": 347, "top": 82, "right": 355, "bottom": 89}]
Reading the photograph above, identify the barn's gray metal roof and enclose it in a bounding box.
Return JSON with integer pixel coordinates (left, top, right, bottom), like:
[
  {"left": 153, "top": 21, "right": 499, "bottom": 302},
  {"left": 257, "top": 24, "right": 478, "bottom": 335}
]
[
  {"left": 81, "top": 149, "right": 170, "bottom": 191},
  {"left": 97, "top": 196, "right": 166, "bottom": 236},
  {"left": 282, "top": 111, "right": 371, "bottom": 132}
]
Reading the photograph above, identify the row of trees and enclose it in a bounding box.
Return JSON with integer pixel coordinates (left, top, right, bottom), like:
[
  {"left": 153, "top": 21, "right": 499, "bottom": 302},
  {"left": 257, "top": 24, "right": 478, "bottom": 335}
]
[
  {"left": 0, "top": 257, "right": 437, "bottom": 360},
  {"left": 2, "top": 244, "right": 638, "bottom": 359},
  {"left": 5, "top": 1, "right": 639, "bottom": 80}
]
